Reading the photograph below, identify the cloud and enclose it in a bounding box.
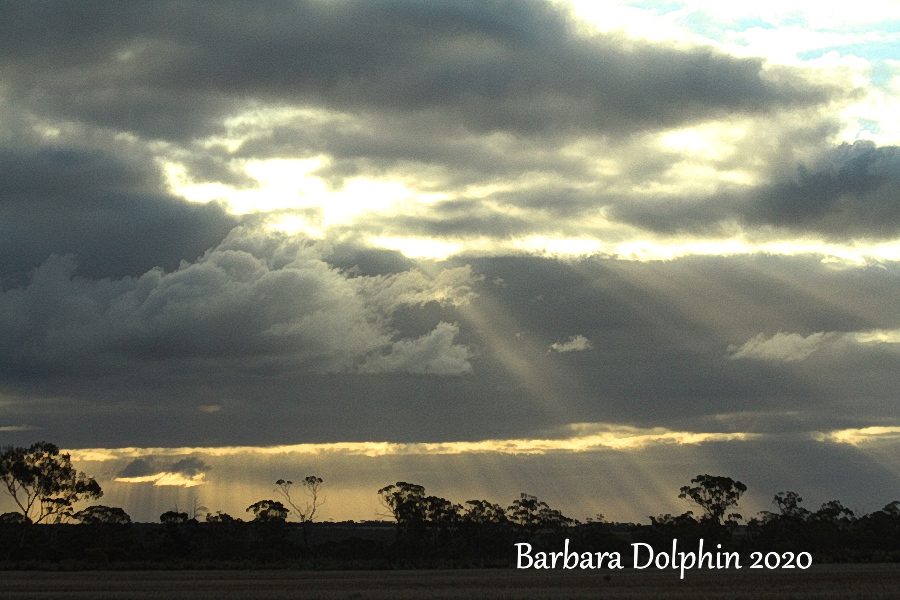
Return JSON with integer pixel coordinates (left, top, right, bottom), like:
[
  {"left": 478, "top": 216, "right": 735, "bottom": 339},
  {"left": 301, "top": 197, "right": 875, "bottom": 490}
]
[
  {"left": 74, "top": 422, "right": 758, "bottom": 462},
  {"left": 117, "top": 459, "right": 155, "bottom": 478},
  {"left": 549, "top": 334, "right": 593, "bottom": 353},
  {"left": 115, "top": 456, "right": 211, "bottom": 487},
  {"left": 0, "top": 1, "right": 837, "bottom": 142},
  {"left": 3, "top": 253, "right": 900, "bottom": 451},
  {"left": 729, "top": 327, "right": 900, "bottom": 362},
  {"left": 728, "top": 331, "right": 834, "bottom": 362},
  {"left": 816, "top": 426, "right": 900, "bottom": 445},
  {"left": 0, "top": 148, "right": 240, "bottom": 283},
  {"left": 0, "top": 229, "right": 477, "bottom": 378},
  {"left": 611, "top": 141, "right": 900, "bottom": 241},
  {"left": 359, "top": 322, "right": 473, "bottom": 375}
]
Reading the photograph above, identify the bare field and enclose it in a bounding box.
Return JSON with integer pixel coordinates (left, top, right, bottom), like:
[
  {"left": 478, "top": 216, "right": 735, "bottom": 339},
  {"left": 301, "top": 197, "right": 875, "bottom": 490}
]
[{"left": 0, "top": 565, "right": 898, "bottom": 600}]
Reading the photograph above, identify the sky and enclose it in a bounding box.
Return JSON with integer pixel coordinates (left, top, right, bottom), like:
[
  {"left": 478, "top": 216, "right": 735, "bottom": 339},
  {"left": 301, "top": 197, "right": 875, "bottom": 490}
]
[{"left": 1, "top": 0, "right": 900, "bottom": 524}]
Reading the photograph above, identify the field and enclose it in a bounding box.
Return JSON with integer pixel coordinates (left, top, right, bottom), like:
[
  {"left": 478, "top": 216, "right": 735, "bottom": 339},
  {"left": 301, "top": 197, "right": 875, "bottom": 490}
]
[{"left": 0, "top": 565, "right": 899, "bottom": 600}]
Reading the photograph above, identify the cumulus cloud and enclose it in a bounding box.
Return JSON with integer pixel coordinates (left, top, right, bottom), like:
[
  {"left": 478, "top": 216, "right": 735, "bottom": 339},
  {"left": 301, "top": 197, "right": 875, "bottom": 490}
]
[
  {"left": 549, "top": 334, "right": 593, "bottom": 353},
  {"left": 0, "top": 229, "right": 477, "bottom": 378},
  {"left": 728, "top": 331, "right": 834, "bottom": 362},
  {"left": 359, "top": 322, "right": 472, "bottom": 375},
  {"left": 728, "top": 327, "right": 900, "bottom": 363}
]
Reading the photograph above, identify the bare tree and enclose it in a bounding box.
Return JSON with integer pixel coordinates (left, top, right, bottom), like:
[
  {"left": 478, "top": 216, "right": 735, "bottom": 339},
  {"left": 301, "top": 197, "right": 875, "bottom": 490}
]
[
  {"left": 188, "top": 496, "right": 208, "bottom": 521},
  {"left": 275, "top": 476, "right": 323, "bottom": 546},
  {"left": 275, "top": 476, "right": 324, "bottom": 523}
]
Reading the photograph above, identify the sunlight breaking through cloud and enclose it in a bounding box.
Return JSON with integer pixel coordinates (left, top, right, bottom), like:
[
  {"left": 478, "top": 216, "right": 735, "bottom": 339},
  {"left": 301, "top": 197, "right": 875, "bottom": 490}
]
[
  {"left": 69, "top": 423, "right": 760, "bottom": 466},
  {"left": 816, "top": 426, "right": 900, "bottom": 445},
  {"left": 115, "top": 472, "right": 207, "bottom": 487}
]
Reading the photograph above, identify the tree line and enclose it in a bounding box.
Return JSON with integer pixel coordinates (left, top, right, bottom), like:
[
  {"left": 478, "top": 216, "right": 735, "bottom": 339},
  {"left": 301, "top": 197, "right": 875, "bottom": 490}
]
[{"left": 2, "top": 441, "right": 899, "bottom": 568}]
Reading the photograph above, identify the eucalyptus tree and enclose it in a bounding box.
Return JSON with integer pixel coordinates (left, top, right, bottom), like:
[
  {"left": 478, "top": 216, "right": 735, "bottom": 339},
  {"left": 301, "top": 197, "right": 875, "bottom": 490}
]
[{"left": 0, "top": 441, "right": 102, "bottom": 526}]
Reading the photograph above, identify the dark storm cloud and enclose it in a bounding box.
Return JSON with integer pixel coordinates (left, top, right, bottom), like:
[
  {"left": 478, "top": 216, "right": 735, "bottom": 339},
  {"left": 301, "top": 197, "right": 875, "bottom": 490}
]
[
  {"left": 610, "top": 141, "right": 900, "bottom": 240},
  {"left": 116, "top": 456, "right": 209, "bottom": 478},
  {"left": 170, "top": 457, "right": 210, "bottom": 477},
  {"left": 0, "top": 0, "right": 837, "bottom": 142},
  {"left": 0, "top": 147, "right": 240, "bottom": 283},
  {"left": 117, "top": 458, "right": 154, "bottom": 478}
]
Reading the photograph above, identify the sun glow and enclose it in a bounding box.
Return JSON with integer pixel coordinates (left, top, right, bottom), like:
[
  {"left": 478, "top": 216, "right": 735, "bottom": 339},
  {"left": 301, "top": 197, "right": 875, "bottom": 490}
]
[
  {"left": 166, "top": 156, "right": 447, "bottom": 231},
  {"left": 817, "top": 426, "right": 900, "bottom": 445}
]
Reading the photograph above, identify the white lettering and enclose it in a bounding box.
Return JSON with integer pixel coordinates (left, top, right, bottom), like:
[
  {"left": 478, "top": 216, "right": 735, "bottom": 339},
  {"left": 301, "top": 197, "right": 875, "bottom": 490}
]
[
  {"left": 632, "top": 543, "right": 654, "bottom": 569},
  {"left": 516, "top": 543, "right": 533, "bottom": 569}
]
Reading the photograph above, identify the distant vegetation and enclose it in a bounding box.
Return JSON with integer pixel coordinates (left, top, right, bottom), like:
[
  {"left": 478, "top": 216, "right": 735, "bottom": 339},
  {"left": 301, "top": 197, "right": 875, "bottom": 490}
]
[{"left": 1, "top": 441, "right": 899, "bottom": 569}]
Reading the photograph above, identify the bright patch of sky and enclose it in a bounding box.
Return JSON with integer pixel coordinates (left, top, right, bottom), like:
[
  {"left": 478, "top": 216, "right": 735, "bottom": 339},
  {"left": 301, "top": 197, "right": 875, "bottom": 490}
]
[
  {"left": 563, "top": 1, "right": 900, "bottom": 143},
  {"left": 161, "top": 1, "right": 900, "bottom": 260}
]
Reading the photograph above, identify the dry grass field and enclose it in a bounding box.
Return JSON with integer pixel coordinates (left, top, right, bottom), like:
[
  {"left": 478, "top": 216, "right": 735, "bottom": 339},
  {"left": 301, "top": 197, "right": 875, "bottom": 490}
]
[{"left": 0, "top": 565, "right": 898, "bottom": 600}]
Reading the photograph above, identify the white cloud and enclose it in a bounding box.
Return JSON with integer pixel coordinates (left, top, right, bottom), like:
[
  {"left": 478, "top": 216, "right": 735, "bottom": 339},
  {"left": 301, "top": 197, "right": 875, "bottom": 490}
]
[
  {"left": 729, "top": 328, "right": 900, "bottom": 362},
  {"left": 359, "top": 322, "right": 472, "bottom": 375},
  {"left": 549, "top": 335, "right": 593, "bottom": 353},
  {"left": 728, "top": 331, "right": 833, "bottom": 362}
]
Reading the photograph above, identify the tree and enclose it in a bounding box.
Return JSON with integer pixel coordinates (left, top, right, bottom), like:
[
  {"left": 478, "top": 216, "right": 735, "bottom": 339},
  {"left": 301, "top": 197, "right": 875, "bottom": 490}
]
[
  {"left": 462, "top": 500, "right": 507, "bottom": 526},
  {"left": 678, "top": 474, "right": 747, "bottom": 525},
  {"left": 506, "top": 493, "right": 576, "bottom": 542},
  {"left": 246, "top": 500, "right": 289, "bottom": 523},
  {"left": 275, "top": 476, "right": 324, "bottom": 523},
  {"left": 378, "top": 482, "right": 426, "bottom": 525},
  {"left": 159, "top": 510, "right": 189, "bottom": 524},
  {"left": 760, "top": 491, "right": 811, "bottom": 523},
  {"left": 0, "top": 441, "right": 102, "bottom": 526},
  {"left": 422, "top": 495, "right": 461, "bottom": 549},
  {"left": 73, "top": 505, "right": 131, "bottom": 525},
  {"left": 813, "top": 500, "right": 855, "bottom": 527}
]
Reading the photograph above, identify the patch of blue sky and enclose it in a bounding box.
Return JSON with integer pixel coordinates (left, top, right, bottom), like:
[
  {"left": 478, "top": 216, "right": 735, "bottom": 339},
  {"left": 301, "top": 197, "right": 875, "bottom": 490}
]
[
  {"left": 857, "top": 119, "right": 881, "bottom": 136},
  {"left": 798, "top": 43, "right": 900, "bottom": 64},
  {"left": 622, "top": 0, "right": 684, "bottom": 16}
]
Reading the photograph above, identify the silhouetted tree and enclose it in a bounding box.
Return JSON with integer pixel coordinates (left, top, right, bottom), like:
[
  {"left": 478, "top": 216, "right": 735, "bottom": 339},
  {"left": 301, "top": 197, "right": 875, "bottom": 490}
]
[
  {"left": 678, "top": 474, "right": 746, "bottom": 524},
  {"left": 159, "top": 510, "right": 189, "bottom": 525},
  {"left": 205, "top": 511, "right": 240, "bottom": 524},
  {"left": 813, "top": 500, "right": 855, "bottom": 528},
  {"left": 0, "top": 442, "right": 102, "bottom": 526},
  {"left": 73, "top": 505, "right": 131, "bottom": 525},
  {"left": 247, "top": 500, "right": 289, "bottom": 523},
  {"left": 203, "top": 511, "right": 248, "bottom": 560},
  {"left": 378, "top": 481, "right": 428, "bottom": 546},
  {"left": 246, "top": 500, "right": 292, "bottom": 561},
  {"left": 0, "top": 442, "right": 102, "bottom": 554},
  {"left": 276, "top": 476, "right": 324, "bottom": 523},
  {"left": 276, "top": 476, "right": 324, "bottom": 546},
  {"left": 71, "top": 506, "right": 134, "bottom": 563},
  {"left": 378, "top": 482, "right": 426, "bottom": 525},
  {"left": 506, "top": 493, "right": 576, "bottom": 544},
  {"left": 422, "top": 495, "right": 461, "bottom": 550},
  {"left": 460, "top": 500, "right": 509, "bottom": 565}
]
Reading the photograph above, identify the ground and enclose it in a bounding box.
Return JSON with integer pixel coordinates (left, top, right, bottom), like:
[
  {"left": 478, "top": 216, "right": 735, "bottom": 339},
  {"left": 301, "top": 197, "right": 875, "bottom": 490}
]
[{"left": 1, "top": 564, "right": 898, "bottom": 599}]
